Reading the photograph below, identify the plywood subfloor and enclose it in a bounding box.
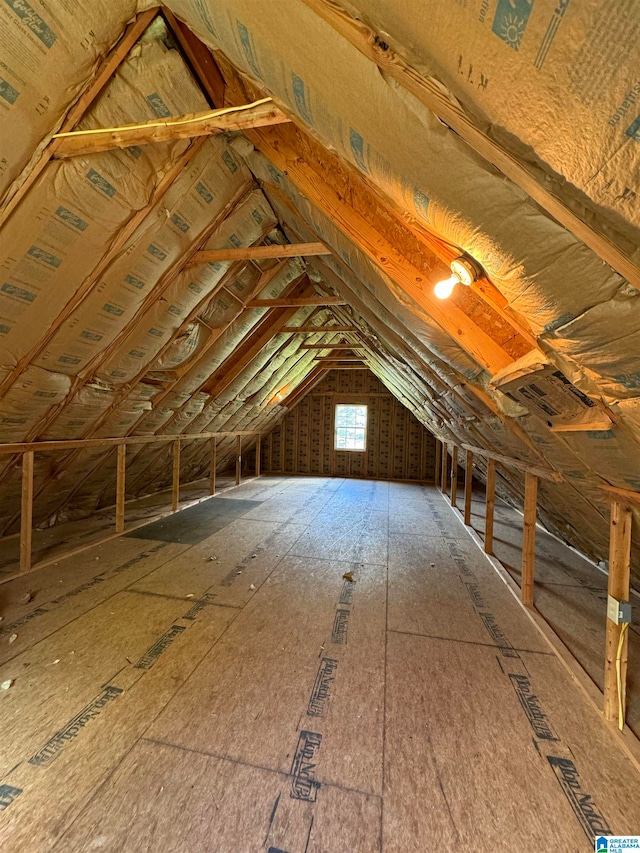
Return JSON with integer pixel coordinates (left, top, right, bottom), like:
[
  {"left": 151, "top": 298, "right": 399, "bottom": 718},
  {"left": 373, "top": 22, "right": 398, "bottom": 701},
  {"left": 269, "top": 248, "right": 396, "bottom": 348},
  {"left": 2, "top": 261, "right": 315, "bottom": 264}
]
[{"left": 0, "top": 477, "right": 638, "bottom": 851}]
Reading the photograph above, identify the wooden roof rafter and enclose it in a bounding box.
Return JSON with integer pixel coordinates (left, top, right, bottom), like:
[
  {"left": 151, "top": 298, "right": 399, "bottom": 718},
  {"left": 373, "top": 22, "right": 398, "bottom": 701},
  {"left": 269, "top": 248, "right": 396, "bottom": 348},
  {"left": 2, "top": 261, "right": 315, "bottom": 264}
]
[
  {"left": 23, "top": 267, "right": 308, "bottom": 523},
  {"left": 298, "top": 0, "right": 640, "bottom": 293},
  {"left": 0, "top": 6, "right": 160, "bottom": 224}
]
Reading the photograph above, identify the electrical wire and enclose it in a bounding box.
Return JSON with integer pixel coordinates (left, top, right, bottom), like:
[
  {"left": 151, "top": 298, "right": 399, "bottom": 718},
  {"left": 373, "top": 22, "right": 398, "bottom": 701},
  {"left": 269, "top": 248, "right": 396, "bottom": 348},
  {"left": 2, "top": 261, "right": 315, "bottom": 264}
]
[{"left": 616, "top": 621, "right": 629, "bottom": 731}]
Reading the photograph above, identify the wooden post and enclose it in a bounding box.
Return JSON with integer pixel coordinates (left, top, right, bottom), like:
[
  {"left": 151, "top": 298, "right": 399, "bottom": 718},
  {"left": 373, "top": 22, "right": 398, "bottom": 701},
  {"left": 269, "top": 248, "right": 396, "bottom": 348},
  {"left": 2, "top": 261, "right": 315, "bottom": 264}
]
[
  {"left": 172, "top": 440, "right": 180, "bottom": 511},
  {"left": 485, "top": 458, "right": 496, "bottom": 555},
  {"left": 255, "top": 434, "right": 261, "bottom": 477},
  {"left": 441, "top": 443, "right": 448, "bottom": 494},
  {"left": 521, "top": 472, "right": 538, "bottom": 607},
  {"left": 209, "top": 438, "right": 217, "bottom": 496},
  {"left": 450, "top": 445, "right": 458, "bottom": 508},
  {"left": 236, "top": 435, "right": 242, "bottom": 486},
  {"left": 464, "top": 449, "right": 473, "bottom": 526},
  {"left": 434, "top": 438, "right": 441, "bottom": 487},
  {"left": 20, "top": 451, "right": 34, "bottom": 574},
  {"left": 604, "top": 500, "right": 633, "bottom": 724},
  {"left": 115, "top": 444, "right": 126, "bottom": 534}
]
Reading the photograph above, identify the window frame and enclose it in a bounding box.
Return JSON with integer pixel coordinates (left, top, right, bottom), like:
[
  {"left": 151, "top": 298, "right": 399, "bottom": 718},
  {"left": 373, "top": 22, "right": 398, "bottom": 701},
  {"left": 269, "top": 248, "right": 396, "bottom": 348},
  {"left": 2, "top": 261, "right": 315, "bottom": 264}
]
[{"left": 333, "top": 402, "right": 368, "bottom": 453}]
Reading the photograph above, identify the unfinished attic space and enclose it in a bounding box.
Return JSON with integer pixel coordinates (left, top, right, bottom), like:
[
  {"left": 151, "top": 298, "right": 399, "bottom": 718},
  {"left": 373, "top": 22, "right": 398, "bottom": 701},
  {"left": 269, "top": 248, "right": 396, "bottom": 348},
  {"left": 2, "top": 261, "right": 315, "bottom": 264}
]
[{"left": 4, "top": 3, "right": 640, "bottom": 852}]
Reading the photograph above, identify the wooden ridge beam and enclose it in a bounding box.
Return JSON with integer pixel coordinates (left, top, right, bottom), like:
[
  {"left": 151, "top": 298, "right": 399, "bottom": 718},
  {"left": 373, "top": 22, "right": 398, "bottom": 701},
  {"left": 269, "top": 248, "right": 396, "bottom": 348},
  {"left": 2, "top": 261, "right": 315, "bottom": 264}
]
[
  {"left": 232, "top": 113, "right": 516, "bottom": 374},
  {"left": 188, "top": 241, "right": 330, "bottom": 264},
  {"left": 299, "top": 0, "right": 640, "bottom": 293},
  {"left": 51, "top": 99, "right": 290, "bottom": 158},
  {"left": 163, "top": 9, "right": 225, "bottom": 107}
]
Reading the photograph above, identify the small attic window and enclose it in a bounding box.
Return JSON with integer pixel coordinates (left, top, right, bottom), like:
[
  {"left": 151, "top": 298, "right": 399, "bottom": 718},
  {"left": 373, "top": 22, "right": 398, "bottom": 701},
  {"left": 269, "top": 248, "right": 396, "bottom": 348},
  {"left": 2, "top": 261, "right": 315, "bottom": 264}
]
[{"left": 334, "top": 404, "right": 367, "bottom": 451}]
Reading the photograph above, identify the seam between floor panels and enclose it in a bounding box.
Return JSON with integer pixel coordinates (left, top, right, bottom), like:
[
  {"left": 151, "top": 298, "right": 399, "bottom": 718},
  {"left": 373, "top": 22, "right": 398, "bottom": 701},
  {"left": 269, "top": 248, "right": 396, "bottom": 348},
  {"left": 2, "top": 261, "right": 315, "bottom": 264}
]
[
  {"left": 435, "top": 487, "right": 640, "bottom": 777},
  {"left": 0, "top": 544, "right": 192, "bottom": 667},
  {"left": 388, "top": 627, "right": 554, "bottom": 656},
  {"left": 140, "top": 736, "right": 382, "bottom": 801}
]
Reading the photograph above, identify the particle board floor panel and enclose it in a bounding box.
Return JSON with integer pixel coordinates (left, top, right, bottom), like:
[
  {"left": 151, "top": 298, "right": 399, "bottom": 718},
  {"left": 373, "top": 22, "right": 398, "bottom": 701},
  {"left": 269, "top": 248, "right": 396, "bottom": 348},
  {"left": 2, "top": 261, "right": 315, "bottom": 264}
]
[
  {"left": 240, "top": 477, "right": 346, "bottom": 525},
  {"left": 0, "top": 478, "right": 639, "bottom": 852},
  {"left": 55, "top": 739, "right": 382, "bottom": 853},
  {"left": 130, "top": 518, "right": 308, "bottom": 608},
  {"left": 146, "top": 552, "right": 386, "bottom": 797},
  {"left": 385, "top": 632, "right": 639, "bottom": 851},
  {"left": 0, "top": 539, "right": 188, "bottom": 665},
  {"left": 387, "top": 533, "right": 550, "bottom": 654}
]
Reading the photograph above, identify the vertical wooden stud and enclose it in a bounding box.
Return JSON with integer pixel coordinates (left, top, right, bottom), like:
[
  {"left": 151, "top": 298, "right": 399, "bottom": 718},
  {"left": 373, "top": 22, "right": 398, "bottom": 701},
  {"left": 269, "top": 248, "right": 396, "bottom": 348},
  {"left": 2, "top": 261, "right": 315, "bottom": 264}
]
[
  {"left": 604, "top": 499, "right": 633, "bottom": 724},
  {"left": 434, "top": 438, "right": 441, "bottom": 487},
  {"left": 256, "top": 433, "right": 261, "bottom": 477},
  {"left": 521, "top": 472, "right": 538, "bottom": 607},
  {"left": 450, "top": 446, "right": 458, "bottom": 508},
  {"left": 172, "top": 440, "right": 180, "bottom": 511},
  {"left": 236, "top": 435, "right": 242, "bottom": 485},
  {"left": 209, "top": 437, "right": 217, "bottom": 496},
  {"left": 464, "top": 449, "right": 473, "bottom": 525},
  {"left": 116, "top": 443, "right": 126, "bottom": 534},
  {"left": 20, "top": 451, "right": 34, "bottom": 574},
  {"left": 441, "top": 443, "right": 448, "bottom": 494},
  {"left": 484, "top": 458, "right": 496, "bottom": 555}
]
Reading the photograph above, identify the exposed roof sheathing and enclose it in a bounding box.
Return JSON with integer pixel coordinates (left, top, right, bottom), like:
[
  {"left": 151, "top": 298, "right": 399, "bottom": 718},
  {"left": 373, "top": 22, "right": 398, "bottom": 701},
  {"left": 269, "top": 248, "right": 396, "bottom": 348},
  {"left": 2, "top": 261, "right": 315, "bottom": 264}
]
[{"left": 1, "top": 2, "right": 640, "bottom": 574}]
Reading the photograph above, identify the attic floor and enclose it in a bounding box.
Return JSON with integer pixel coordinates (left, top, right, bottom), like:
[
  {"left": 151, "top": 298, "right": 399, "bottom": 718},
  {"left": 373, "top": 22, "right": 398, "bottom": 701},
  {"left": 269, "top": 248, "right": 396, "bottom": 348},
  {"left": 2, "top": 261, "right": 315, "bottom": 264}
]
[{"left": 0, "top": 476, "right": 638, "bottom": 851}]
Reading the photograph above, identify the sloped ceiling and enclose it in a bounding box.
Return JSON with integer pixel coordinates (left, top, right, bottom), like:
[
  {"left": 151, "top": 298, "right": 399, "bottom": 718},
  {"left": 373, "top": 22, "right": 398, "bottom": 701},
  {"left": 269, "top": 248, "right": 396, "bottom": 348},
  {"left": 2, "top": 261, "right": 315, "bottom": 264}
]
[{"left": 1, "top": 2, "right": 639, "bottom": 573}]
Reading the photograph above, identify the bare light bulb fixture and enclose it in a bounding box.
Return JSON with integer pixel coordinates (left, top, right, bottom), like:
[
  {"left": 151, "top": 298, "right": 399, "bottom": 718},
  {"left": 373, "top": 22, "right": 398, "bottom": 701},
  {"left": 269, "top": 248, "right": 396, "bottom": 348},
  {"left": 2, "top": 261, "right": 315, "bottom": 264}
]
[
  {"left": 434, "top": 255, "right": 481, "bottom": 299},
  {"left": 434, "top": 276, "right": 458, "bottom": 299}
]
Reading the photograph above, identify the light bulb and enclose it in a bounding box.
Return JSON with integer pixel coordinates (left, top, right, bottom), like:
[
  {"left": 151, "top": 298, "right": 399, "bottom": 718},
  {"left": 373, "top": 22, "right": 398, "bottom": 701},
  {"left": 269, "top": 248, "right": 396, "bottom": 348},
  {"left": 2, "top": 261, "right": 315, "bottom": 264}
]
[{"left": 434, "top": 275, "right": 458, "bottom": 299}]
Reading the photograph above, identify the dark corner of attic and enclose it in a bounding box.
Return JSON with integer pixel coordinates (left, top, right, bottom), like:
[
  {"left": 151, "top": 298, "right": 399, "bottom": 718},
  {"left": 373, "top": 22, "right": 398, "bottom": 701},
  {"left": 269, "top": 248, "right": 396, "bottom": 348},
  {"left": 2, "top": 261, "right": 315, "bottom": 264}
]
[{"left": 0, "top": 1, "right": 639, "bottom": 851}]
